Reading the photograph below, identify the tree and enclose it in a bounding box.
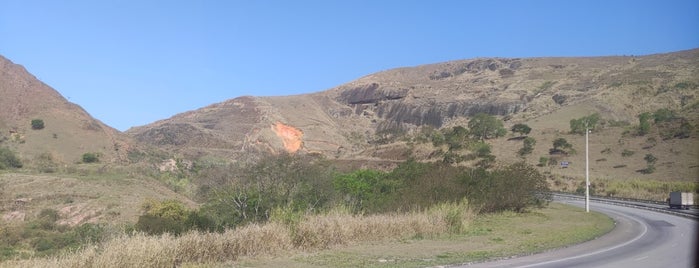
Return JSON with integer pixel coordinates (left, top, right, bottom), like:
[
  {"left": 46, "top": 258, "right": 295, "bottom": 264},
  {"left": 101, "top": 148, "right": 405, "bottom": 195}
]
[
  {"left": 511, "top": 123, "right": 532, "bottom": 136},
  {"left": 518, "top": 137, "right": 536, "bottom": 156},
  {"left": 31, "top": 119, "right": 45, "bottom": 130},
  {"left": 333, "top": 169, "right": 396, "bottom": 212},
  {"left": 570, "top": 113, "right": 600, "bottom": 135},
  {"left": 551, "top": 138, "right": 573, "bottom": 154},
  {"left": 462, "top": 162, "right": 550, "bottom": 213},
  {"left": 637, "top": 112, "right": 651, "bottom": 136},
  {"left": 468, "top": 113, "right": 507, "bottom": 140},
  {"left": 642, "top": 154, "right": 657, "bottom": 174}
]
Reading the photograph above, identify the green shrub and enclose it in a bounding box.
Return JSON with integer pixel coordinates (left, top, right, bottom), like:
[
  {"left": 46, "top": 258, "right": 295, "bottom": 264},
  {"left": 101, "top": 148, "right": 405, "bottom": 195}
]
[
  {"left": 468, "top": 113, "right": 507, "bottom": 140},
  {"left": 0, "top": 147, "right": 22, "bottom": 169},
  {"left": 463, "top": 162, "right": 551, "bottom": 213},
  {"left": 81, "top": 153, "right": 100, "bottom": 163},
  {"left": 551, "top": 138, "right": 573, "bottom": 154},
  {"left": 518, "top": 137, "right": 536, "bottom": 156},
  {"left": 637, "top": 112, "right": 651, "bottom": 135},
  {"left": 652, "top": 108, "right": 675, "bottom": 123},
  {"left": 136, "top": 214, "right": 186, "bottom": 235},
  {"left": 511, "top": 123, "right": 532, "bottom": 136},
  {"left": 136, "top": 199, "right": 218, "bottom": 235},
  {"left": 31, "top": 119, "right": 45, "bottom": 130},
  {"left": 570, "top": 113, "right": 600, "bottom": 135}
]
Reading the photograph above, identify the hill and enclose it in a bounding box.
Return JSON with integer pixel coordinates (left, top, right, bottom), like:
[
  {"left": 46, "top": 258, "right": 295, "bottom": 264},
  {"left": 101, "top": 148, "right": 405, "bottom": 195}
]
[
  {"left": 0, "top": 56, "right": 134, "bottom": 166},
  {"left": 127, "top": 49, "right": 699, "bottom": 185}
]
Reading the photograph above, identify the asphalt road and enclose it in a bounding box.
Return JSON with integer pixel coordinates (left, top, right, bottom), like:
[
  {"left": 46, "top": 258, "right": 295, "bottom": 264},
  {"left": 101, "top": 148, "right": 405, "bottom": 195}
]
[{"left": 458, "top": 199, "right": 698, "bottom": 268}]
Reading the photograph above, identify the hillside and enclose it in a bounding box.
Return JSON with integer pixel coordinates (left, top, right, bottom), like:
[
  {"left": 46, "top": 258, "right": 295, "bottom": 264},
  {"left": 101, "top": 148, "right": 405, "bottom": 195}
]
[
  {"left": 0, "top": 56, "right": 134, "bottom": 166},
  {"left": 128, "top": 49, "right": 699, "bottom": 183}
]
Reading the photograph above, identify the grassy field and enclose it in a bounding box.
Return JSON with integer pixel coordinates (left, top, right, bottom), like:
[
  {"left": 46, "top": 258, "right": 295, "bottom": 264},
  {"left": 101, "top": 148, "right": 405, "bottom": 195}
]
[
  {"left": 238, "top": 203, "right": 613, "bottom": 268},
  {"left": 0, "top": 202, "right": 613, "bottom": 268}
]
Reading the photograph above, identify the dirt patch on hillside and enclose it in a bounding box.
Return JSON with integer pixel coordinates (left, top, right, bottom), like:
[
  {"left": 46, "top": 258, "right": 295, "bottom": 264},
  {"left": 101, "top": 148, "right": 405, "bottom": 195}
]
[{"left": 273, "top": 122, "right": 303, "bottom": 153}]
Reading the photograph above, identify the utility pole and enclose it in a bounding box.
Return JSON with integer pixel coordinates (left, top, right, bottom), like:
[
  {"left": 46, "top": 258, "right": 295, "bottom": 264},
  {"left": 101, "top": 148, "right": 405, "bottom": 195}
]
[{"left": 586, "top": 128, "right": 590, "bottom": 213}]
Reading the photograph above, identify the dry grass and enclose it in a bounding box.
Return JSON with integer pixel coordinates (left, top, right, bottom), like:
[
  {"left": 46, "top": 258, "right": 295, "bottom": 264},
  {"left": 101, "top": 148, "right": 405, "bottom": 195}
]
[
  {"left": 0, "top": 172, "right": 195, "bottom": 226},
  {"left": 294, "top": 202, "right": 473, "bottom": 249},
  {"left": 0, "top": 202, "right": 474, "bottom": 268}
]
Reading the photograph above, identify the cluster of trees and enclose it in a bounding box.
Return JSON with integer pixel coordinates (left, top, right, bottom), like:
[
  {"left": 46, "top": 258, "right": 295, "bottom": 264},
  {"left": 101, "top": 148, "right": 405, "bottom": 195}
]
[
  {"left": 136, "top": 153, "right": 551, "bottom": 235},
  {"left": 637, "top": 108, "right": 693, "bottom": 139}
]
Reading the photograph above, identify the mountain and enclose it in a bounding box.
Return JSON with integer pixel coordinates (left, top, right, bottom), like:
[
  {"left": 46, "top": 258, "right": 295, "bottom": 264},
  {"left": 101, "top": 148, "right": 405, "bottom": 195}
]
[
  {"left": 127, "top": 49, "right": 699, "bottom": 179},
  {"left": 0, "top": 55, "right": 132, "bottom": 165}
]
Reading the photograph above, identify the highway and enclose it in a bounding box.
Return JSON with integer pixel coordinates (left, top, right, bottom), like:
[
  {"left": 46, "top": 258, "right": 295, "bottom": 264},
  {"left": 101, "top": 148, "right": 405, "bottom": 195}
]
[{"left": 457, "top": 198, "right": 698, "bottom": 268}]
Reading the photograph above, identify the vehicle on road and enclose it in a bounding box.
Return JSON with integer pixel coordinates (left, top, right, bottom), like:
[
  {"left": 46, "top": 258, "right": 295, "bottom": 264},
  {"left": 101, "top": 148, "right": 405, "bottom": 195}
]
[{"left": 668, "top": 191, "right": 694, "bottom": 209}]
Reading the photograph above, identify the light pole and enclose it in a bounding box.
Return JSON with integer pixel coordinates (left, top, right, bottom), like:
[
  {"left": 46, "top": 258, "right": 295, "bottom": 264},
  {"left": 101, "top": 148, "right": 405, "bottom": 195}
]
[{"left": 585, "top": 128, "right": 590, "bottom": 212}]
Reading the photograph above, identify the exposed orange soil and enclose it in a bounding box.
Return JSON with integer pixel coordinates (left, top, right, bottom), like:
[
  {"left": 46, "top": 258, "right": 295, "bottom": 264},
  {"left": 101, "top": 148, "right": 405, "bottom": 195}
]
[{"left": 272, "top": 122, "right": 303, "bottom": 153}]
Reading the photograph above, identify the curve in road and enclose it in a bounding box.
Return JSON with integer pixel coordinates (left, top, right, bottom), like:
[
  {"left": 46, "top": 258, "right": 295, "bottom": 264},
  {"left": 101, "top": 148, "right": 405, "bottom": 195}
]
[{"left": 458, "top": 199, "right": 698, "bottom": 268}]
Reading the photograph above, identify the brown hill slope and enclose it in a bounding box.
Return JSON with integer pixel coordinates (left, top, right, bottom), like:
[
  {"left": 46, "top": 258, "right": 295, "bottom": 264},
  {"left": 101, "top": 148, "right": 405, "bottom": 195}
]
[
  {"left": 0, "top": 55, "right": 132, "bottom": 165},
  {"left": 129, "top": 49, "right": 699, "bottom": 181}
]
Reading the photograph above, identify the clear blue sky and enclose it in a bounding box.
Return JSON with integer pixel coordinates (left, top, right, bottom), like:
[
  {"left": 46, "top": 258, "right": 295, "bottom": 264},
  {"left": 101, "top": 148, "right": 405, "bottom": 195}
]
[{"left": 1, "top": 1, "right": 698, "bottom": 131}]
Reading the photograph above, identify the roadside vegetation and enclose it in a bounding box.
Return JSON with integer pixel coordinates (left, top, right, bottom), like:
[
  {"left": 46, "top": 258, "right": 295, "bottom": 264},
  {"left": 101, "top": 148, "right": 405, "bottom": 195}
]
[
  {"left": 1, "top": 107, "right": 695, "bottom": 266},
  {"left": 0, "top": 134, "right": 556, "bottom": 266}
]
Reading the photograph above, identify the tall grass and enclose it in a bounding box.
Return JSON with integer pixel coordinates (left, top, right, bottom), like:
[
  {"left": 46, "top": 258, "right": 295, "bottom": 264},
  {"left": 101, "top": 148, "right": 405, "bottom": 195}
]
[
  {"left": 597, "top": 178, "right": 697, "bottom": 201},
  {"left": 1, "top": 201, "right": 474, "bottom": 268}
]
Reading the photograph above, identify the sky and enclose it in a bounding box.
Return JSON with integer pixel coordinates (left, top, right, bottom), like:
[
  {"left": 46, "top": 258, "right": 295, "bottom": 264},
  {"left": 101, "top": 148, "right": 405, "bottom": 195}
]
[{"left": 1, "top": 1, "right": 698, "bottom": 131}]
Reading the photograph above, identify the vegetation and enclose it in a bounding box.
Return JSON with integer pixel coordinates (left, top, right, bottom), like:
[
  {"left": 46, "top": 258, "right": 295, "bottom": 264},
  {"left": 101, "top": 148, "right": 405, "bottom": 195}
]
[
  {"left": 518, "top": 137, "right": 536, "bottom": 156},
  {"left": 0, "top": 209, "right": 106, "bottom": 260},
  {"left": 511, "top": 123, "right": 532, "bottom": 136},
  {"left": 121, "top": 154, "right": 551, "bottom": 237},
  {"left": 637, "top": 112, "right": 652, "bottom": 135},
  {"left": 639, "top": 154, "right": 657, "bottom": 174},
  {"left": 81, "top": 153, "right": 100, "bottom": 163},
  {"left": 551, "top": 138, "right": 573, "bottom": 154},
  {"left": 2, "top": 203, "right": 613, "bottom": 268},
  {"left": 31, "top": 119, "right": 45, "bottom": 130},
  {"left": 569, "top": 113, "right": 600, "bottom": 135},
  {"left": 652, "top": 108, "right": 675, "bottom": 123},
  {"left": 0, "top": 147, "right": 22, "bottom": 169},
  {"left": 468, "top": 113, "right": 507, "bottom": 140}
]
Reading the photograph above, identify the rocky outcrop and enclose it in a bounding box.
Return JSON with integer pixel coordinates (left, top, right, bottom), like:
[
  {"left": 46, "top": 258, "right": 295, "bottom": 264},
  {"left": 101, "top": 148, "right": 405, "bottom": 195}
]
[
  {"left": 339, "top": 83, "right": 408, "bottom": 104},
  {"left": 376, "top": 100, "right": 526, "bottom": 128},
  {"left": 131, "top": 122, "right": 233, "bottom": 148}
]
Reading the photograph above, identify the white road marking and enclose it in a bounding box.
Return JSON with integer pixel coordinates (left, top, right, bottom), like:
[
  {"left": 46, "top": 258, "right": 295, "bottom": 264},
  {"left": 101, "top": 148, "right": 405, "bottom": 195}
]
[
  {"left": 634, "top": 256, "right": 649, "bottom": 261},
  {"left": 517, "top": 209, "right": 649, "bottom": 268}
]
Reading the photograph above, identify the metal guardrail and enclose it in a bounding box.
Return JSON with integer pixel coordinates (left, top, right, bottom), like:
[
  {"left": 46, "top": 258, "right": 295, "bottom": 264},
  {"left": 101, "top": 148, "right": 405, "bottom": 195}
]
[{"left": 552, "top": 192, "right": 699, "bottom": 220}]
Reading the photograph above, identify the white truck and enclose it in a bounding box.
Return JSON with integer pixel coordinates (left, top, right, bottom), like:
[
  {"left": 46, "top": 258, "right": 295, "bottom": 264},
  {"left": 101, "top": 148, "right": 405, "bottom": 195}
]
[{"left": 668, "top": 192, "right": 694, "bottom": 210}]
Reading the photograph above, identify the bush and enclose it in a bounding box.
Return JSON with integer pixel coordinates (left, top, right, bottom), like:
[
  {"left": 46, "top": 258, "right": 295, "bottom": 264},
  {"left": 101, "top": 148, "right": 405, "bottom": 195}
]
[
  {"left": 136, "top": 214, "right": 186, "bottom": 235},
  {"left": 81, "top": 153, "right": 100, "bottom": 163},
  {"left": 468, "top": 113, "right": 507, "bottom": 140},
  {"left": 518, "top": 137, "right": 536, "bottom": 156},
  {"left": 652, "top": 108, "right": 675, "bottom": 123},
  {"left": 462, "top": 162, "right": 550, "bottom": 213},
  {"left": 511, "top": 123, "right": 532, "bottom": 136},
  {"left": 570, "top": 113, "right": 600, "bottom": 135},
  {"left": 137, "top": 199, "right": 217, "bottom": 235},
  {"left": 0, "top": 147, "right": 22, "bottom": 169},
  {"left": 551, "top": 138, "right": 573, "bottom": 154},
  {"left": 31, "top": 119, "right": 45, "bottom": 130}
]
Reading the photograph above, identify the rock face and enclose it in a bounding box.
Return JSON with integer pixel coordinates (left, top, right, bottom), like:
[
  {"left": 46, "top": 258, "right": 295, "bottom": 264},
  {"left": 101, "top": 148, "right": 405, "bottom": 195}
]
[{"left": 126, "top": 49, "right": 699, "bottom": 161}]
